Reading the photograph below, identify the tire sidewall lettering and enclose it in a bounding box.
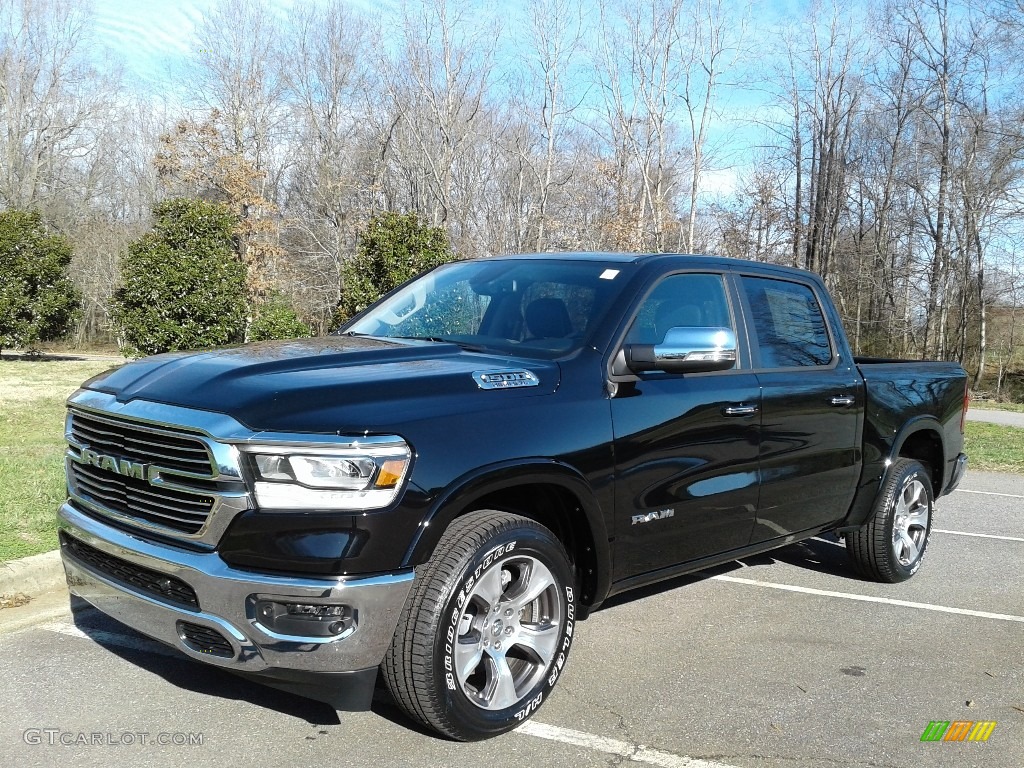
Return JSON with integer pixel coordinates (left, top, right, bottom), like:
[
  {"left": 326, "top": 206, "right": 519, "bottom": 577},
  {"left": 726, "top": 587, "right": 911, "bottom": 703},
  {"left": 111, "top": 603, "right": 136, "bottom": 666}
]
[
  {"left": 439, "top": 532, "right": 574, "bottom": 730},
  {"left": 444, "top": 542, "right": 518, "bottom": 690}
]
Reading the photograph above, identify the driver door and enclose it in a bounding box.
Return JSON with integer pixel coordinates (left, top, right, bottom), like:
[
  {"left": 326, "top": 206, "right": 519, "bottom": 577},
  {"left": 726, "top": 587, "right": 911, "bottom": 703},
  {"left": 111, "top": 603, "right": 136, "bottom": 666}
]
[{"left": 610, "top": 272, "right": 760, "bottom": 581}]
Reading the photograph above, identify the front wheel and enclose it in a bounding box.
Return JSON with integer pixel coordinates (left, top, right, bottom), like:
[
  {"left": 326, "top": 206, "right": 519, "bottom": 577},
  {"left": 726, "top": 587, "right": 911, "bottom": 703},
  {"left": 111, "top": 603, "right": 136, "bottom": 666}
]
[
  {"left": 845, "top": 458, "right": 933, "bottom": 583},
  {"left": 382, "top": 511, "right": 576, "bottom": 740}
]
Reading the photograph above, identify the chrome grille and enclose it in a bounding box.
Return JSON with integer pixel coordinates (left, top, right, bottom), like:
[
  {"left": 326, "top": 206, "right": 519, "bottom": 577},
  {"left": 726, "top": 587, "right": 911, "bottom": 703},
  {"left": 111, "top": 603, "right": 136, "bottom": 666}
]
[
  {"left": 70, "top": 411, "right": 213, "bottom": 475},
  {"left": 70, "top": 462, "right": 214, "bottom": 534},
  {"left": 67, "top": 409, "right": 222, "bottom": 537}
]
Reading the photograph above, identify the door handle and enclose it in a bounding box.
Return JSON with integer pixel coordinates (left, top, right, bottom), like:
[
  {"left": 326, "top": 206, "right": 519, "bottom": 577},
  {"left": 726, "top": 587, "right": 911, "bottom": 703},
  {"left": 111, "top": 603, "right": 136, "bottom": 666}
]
[
  {"left": 830, "top": 395, "right": 855, "bottom": 407},
  {"left": 723, "top": 404, "right": 759, "bottom": 416}
]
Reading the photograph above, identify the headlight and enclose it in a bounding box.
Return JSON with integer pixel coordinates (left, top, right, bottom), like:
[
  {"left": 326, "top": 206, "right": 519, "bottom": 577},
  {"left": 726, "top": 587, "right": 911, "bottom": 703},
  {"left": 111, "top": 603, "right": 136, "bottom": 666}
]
[{"left": 241, "top": 441, "right": 412, "bottom": 511}]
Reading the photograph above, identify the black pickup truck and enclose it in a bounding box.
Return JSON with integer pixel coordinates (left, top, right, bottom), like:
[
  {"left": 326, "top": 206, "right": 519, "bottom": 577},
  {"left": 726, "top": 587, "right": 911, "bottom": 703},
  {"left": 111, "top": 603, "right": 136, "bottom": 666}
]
[{"left": 58, "top": 253, "right": 968, "bottom": 740}]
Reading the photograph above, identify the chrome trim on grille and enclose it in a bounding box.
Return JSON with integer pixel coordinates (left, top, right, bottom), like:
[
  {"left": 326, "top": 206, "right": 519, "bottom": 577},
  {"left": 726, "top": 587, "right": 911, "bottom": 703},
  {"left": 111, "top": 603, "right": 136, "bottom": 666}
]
[
  {"left": 68, "top": 462, "right": 215, "bottom": 535},
  {"left": 69, "top": 410, "right": 214, "bottom": 475},
  {"left": 66, "top": 405, "right": 249, "bottom": 545}
]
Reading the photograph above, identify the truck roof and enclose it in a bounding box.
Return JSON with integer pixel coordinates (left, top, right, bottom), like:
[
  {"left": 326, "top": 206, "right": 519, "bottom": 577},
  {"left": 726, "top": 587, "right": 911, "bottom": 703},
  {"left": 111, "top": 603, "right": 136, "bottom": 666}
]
[{"left": 483, "top": 251, "right": 818, "bottom": 279}]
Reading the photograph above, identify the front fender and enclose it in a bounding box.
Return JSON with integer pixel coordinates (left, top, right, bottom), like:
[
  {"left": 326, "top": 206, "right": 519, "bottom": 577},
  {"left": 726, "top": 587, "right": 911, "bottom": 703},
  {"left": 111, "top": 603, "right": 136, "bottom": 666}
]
[{"left": 402, "top": 459, "right": 612, "bottom": 608}]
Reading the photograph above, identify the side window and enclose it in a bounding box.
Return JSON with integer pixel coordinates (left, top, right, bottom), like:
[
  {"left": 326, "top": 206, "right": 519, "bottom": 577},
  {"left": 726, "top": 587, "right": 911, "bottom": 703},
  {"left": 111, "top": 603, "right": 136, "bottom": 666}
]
[
  {"left": 741, "top": 276, "right": 832, "bottom": 367},
  {"left": 626, "top": 273, "right": 732, "bottom": 345}
]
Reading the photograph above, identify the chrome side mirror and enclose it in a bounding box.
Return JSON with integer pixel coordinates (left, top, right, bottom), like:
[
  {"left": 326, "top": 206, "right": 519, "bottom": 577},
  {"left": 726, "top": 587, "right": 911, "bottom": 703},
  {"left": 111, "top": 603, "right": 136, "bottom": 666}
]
[{"left": 623, "top": 327, "right": 737, "bottom": 373}]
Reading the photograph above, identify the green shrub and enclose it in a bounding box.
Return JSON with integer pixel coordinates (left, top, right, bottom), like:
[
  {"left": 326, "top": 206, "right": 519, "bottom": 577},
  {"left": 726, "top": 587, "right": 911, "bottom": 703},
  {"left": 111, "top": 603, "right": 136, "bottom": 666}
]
[
  {"left": 335, "top": 212, "right": 456, "bottom": 326},
  {"left": 111, "top": 199, "right": 247, "bottom": 355},
  {"left": 249, "top": 293, "right": 312, "bottom": 341},
  {"left": 0, "top": 210, "right": 80, "bottom": 353}
]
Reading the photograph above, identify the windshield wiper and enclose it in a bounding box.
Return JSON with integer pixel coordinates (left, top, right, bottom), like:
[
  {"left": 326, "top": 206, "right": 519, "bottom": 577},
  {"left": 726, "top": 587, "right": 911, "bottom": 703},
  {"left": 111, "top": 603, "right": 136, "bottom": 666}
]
[{"left": 392, "top": 336, "right": 488, "bottom": 352}]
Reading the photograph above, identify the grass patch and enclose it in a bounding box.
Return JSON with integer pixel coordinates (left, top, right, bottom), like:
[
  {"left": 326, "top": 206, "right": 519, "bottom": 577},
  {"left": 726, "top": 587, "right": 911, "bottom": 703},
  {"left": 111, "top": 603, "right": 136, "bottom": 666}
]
[
  {"left": 963, "top": 421, "right": 1024, "bottom": 474},
  {"left": 0, "top": 359, "right": 117, "bottom": 562}
]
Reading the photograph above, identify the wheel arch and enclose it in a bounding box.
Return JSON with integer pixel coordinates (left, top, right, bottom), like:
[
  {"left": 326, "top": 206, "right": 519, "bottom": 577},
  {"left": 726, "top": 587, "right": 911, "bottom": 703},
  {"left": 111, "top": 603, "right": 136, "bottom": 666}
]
[
  {"left": 402, "top": 460, "right": 612, "bottom": 612},
  {"left": 842, "top": 416, "right": 945, "bottom": 530},
  {"left": 891, "top": 417, "right": 945, "bottom": 497}
]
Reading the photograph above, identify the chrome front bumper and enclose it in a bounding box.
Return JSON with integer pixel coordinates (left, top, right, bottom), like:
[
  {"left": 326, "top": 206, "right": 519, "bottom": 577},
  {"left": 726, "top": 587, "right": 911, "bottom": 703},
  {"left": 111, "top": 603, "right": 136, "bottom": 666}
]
[{"left": 58, "top": 502, "right": 413, "bottom": 706}]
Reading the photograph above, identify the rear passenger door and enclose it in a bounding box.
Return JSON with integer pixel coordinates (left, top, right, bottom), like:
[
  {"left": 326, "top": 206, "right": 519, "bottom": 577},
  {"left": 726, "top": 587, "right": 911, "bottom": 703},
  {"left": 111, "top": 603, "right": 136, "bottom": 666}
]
[{"left": 737, "top": 275, "right": 863, "bottom": 542}]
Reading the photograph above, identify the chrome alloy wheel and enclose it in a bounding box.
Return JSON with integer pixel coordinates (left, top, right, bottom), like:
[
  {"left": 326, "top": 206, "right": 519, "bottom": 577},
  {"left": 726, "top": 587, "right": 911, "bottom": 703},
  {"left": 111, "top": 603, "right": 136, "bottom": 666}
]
[
  {"left": 891, "top": 476, "right": 930, "bottom": 566},
  {"left": 453, "top": 555, "right": 564, "bottom": 710}
]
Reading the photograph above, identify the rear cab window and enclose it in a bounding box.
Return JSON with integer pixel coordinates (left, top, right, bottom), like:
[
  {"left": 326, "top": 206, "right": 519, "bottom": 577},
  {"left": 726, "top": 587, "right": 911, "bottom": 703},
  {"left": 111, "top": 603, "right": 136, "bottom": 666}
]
[{"left": 739, "top": 276, "right": 833, "bottom": 368}]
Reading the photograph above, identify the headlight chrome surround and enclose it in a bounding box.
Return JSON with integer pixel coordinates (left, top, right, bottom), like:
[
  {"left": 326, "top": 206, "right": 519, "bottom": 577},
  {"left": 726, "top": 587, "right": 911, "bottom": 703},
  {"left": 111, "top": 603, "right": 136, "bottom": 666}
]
[{"left": 238, "top": 438, "right": 412, "bottom": 511}]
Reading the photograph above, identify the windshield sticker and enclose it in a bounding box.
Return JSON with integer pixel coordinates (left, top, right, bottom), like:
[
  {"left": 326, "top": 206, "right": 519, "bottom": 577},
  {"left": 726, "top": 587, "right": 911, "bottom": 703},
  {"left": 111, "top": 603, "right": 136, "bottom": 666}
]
[{"left": 599, "top": 269, "right": 619, "bottom": 280}]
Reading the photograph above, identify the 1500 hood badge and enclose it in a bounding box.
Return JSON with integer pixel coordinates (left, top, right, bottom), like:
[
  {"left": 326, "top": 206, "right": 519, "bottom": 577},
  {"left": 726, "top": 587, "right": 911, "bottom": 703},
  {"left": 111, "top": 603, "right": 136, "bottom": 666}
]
[{"left": 472, "top": 370, "right": 540, "bottom": 390}]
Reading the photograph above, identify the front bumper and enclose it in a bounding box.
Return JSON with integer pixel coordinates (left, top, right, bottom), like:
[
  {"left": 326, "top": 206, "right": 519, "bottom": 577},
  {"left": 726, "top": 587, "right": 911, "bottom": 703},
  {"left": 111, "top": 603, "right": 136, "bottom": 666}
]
[{"left": 58, "top": 502, "right": 414, "bottom": 709}]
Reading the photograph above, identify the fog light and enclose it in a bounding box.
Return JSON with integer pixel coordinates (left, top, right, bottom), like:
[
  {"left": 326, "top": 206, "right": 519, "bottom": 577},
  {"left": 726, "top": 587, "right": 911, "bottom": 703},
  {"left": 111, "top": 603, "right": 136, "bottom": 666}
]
[
  {"left": 286, "top": 603, "right": 348, "bottom": 618},
  {"left": 254, "top": 599, "right": 355, "bottom": 639}
]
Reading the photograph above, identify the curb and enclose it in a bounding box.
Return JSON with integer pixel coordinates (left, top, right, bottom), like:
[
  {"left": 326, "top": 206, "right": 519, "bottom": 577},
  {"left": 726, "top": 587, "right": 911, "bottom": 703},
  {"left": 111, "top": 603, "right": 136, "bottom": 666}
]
[{"left": 0, "top": 550, "right": 65, "bottom": 599}]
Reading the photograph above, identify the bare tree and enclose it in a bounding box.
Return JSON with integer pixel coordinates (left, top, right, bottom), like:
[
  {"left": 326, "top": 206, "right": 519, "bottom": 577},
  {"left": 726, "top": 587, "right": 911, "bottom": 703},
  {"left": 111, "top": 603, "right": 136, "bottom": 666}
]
[
  {"left": 593, "top": 0, "right": 687, "bottom": 252},
  {"left": 848, "top": 6, "right": 922, "bottom": 355},
  {"left": 380, "top": 0, "right": 499, "bottom": 248},
  {"left": 280, "top": 0, "right": 379, "bottom": 329},
  {"left": 677, "top": 0, "right": 744, "bottom": 253},
  {"left": 711, "top": 155, "right": 791, "bottom": 263},
  {"left": 0, "top": 0, "right": 122, "bottom": 221},
  {"left": 520, "top": 0, "right": 586, "bottom": 251},
  {"left": 190, "top": 0, "right": 289, "bottom": 200}
]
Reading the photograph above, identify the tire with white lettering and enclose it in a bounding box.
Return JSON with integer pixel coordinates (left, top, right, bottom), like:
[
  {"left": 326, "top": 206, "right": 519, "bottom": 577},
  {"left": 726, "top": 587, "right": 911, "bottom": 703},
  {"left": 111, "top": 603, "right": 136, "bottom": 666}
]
[
  {"left": 382, "top": 510, "right": 575, "bottom": 741},
  {"left": 845, "top": 458, "right": 933, "bottom": 583}
]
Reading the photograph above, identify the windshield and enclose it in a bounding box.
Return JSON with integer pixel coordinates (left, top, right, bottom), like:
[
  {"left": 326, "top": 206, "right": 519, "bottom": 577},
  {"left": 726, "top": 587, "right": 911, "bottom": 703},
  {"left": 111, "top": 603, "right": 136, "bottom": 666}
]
[{"left": 340, "top": 259, "right": 630, "bottom": 358}]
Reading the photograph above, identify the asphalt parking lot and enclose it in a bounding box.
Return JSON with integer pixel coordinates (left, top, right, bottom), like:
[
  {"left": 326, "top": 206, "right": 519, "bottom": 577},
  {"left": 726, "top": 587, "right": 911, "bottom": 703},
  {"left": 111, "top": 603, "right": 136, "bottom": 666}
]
[{"left": 1, "top": 470, "right": 1021, "bottom": 768}]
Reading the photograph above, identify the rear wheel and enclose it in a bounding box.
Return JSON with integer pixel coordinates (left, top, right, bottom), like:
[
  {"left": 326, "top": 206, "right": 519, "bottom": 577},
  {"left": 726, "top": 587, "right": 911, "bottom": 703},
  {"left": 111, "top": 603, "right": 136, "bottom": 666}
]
[
  {"left": 383, "top": 510, "right": 575, "bottom": 740},
  {"left": 845, "top": 458, "right": 933, "bottom": 583}
]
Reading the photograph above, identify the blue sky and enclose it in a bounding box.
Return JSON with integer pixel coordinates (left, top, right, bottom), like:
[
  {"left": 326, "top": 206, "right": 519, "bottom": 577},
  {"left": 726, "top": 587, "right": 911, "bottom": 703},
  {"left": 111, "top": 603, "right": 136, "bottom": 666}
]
[
  {"left": 92, "top": 0, "right": 212, "bottom": 85},
  {"left": 92, "top": 0, "right": 805, "bottom": 89},
  {"left": 90, "top": 0, "right": 395, "bottom": 87}
]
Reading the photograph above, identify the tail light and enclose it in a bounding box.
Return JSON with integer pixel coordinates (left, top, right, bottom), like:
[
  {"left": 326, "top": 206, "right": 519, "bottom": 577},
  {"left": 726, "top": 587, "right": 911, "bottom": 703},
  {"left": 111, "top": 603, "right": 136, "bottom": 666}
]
[{"left": 960, "top": 382, "right": 969, "bottom": 434}]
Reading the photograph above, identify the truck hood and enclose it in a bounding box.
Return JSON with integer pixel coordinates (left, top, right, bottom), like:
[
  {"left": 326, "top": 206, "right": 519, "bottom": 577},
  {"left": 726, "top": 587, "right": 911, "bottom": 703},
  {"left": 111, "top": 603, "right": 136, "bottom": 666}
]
[{"left": 84, "top": 336, "right": 561, "bottom": 433}]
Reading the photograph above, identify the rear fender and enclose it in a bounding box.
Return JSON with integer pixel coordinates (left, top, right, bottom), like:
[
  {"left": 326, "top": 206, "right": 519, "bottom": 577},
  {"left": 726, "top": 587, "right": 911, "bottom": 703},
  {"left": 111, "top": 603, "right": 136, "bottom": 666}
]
[{"left": 841, "top": 416, "right": 944, "bottom": 530}]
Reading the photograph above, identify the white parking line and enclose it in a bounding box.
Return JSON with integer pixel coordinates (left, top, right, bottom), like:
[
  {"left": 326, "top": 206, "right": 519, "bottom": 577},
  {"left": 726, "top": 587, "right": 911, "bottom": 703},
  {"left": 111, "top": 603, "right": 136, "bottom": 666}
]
[
  {"left": 933, "top": 528, "right": 1024, "bottom": 542},
  {"left": 710, "top": 575, "right": 1024, "bottom": 623},
  {"left": 955, "top": 488, "right": 1024, "bottom": 499},
  {"left": 518, "top": 720, "right": 741, "bottom": 768},
  {"left": 40, "top": 620, "right": 179, "bottom": 656}
]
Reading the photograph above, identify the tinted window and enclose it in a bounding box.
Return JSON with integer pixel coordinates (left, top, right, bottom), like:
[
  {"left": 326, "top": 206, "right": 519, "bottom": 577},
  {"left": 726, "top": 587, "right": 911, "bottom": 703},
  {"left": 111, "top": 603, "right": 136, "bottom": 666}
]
[
  {"left": 741, "top": 277, "right": 832, "bottom": 367},
  {"left": 626, "top": 273, "right": 732, "bottom": 345}
]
